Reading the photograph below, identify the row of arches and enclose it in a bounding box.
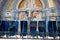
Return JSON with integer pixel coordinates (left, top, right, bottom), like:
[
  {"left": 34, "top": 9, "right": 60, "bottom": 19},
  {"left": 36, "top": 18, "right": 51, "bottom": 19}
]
[{"left": 6, "top": 0, "right": 54, "bottom": 11}]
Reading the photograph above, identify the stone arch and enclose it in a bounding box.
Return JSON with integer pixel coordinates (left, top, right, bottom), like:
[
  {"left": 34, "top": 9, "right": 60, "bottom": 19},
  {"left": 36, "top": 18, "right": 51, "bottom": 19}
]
[
  {"left": 34, "top": 0, "right": 43, "bottom": 8},
  {"left": 17, "top": 0, "right": 27, "bottom": 9},
  {"left": 17, "top": 0, "right": 44, "bottom": 9},
  {"left": 6, "top": 0, "right": 14, "bottom": 10}
]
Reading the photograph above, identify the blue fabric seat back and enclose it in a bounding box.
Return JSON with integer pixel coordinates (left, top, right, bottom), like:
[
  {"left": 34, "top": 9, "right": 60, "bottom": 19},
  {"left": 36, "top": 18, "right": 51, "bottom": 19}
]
[
  {"left": 20, "top": 21, "right": 28, "bottom": 36},
  {"left": 5, "top": 21, "right": 18, "bottom": 36},
  {"left": 30, "top": 21, "right": 37, "bottom": 36},
  {"left": 38, "top": 21, "right": 46, "bottom": 37},
  {"left": 57, "top": 21, "right": 60, "bottom": 36},
  {"left": 48, "top": 21, "right": 56, "bottom": 37},
  {"left": 5, "top": 21, "right": 10, "bottom": 31},
  {"left": 0, "top": 21, "right": 5, "bottom": 36}
]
